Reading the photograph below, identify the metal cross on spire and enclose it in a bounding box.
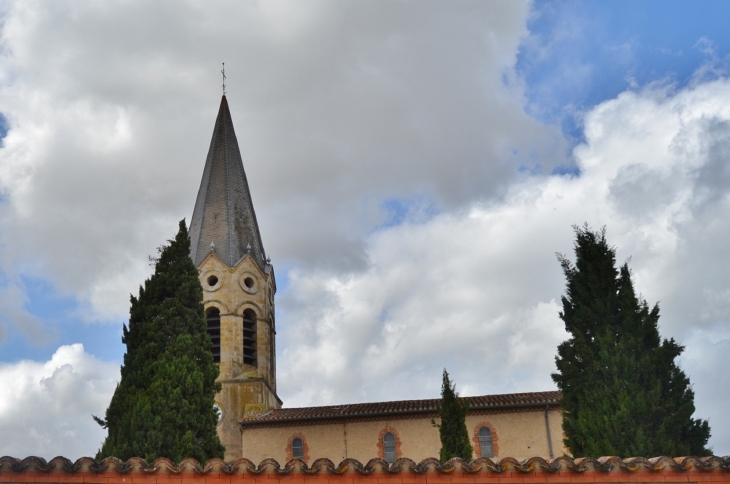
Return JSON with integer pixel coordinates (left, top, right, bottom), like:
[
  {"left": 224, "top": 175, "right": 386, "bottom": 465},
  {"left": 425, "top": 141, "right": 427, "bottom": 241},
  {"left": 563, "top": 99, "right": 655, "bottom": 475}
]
[{"left": 221, "top": 63, "right": 227, "bottom": 95}]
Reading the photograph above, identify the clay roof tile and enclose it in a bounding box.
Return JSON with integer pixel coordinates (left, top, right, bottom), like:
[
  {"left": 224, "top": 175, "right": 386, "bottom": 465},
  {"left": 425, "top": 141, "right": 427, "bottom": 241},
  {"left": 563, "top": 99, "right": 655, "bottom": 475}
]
[{"left": 240, "top": 391, "right": 561, "bottom": 427}]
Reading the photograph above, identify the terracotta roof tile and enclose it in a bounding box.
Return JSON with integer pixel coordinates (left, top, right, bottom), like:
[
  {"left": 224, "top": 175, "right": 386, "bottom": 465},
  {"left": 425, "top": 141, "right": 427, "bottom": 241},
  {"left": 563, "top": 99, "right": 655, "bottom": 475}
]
[
  {"left": 240, "top": 391, "right": 561, "bottom": 427},
  {"left": 1, "top": 455, "right": 727, "bottom": 475}
]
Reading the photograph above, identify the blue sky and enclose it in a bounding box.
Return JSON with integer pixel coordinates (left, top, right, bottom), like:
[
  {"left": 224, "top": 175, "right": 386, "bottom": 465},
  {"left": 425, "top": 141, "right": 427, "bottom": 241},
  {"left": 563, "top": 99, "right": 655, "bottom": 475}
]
[
  {"left": 520, "top": 0, "right": 730, "bottom": 142},
  {"left": 0, "top": 276, "right": 125, "bottom": 363},
  {"left": 2, "top": 0, "right": 730, "bottom": 457}
]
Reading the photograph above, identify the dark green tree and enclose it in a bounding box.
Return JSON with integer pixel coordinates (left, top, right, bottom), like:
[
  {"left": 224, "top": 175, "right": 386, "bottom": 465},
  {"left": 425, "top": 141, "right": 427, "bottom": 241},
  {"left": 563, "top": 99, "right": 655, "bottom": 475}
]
[
  {"left": 553, "top": 224, "right": 710, "bottom": 458},
  {"left": 95, "top": 220, "right": 224, "bottom": 463},
  {"left": 435, "top": 369, "right": 473, "bottom": 462}
]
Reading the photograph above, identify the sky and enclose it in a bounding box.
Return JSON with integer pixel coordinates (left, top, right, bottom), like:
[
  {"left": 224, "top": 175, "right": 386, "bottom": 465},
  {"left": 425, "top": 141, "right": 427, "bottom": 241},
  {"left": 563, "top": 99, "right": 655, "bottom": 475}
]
[{"left": 0, "top": 0, "right": 729, "bottom": 459}]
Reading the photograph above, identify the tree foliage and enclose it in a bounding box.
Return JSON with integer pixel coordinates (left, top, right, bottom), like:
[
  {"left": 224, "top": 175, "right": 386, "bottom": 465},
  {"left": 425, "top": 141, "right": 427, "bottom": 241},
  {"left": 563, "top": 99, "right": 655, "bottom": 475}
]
[
  {"left": 553, "top": 224, "right": 711, "bottom": 458},
  {"left": 436, "top": 369, "right": 474, "bottom": 462},
  {"left": 96, "top": 220, "right": 224, "bottom": 463}
]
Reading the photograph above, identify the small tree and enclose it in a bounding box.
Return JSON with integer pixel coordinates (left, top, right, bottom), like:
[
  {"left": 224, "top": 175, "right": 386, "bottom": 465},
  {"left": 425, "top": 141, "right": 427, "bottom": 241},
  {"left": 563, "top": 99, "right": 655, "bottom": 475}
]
[
  {"left": 435, "top": 369, "right": 473, "bottom": 462},
  {"left": 95, "top": 220, "right": 224, "bottom": 463},
  {"left": 553, "top": 224, "right": 710, "bottom": 457}
]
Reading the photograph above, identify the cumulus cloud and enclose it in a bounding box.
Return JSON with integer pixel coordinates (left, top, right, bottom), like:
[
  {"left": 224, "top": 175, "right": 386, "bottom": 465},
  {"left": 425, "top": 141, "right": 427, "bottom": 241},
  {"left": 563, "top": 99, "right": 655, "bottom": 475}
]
[
  {"left": 0, "top": 344, "right": 118, "bottom": 459},
  {"left": 278, "top": 206, "right": 570, "bottom": 405},
  {"left": 2, "top": 0, "right": 730, "bottom": 459},
  {"left": 278, "top": 79, "right": 730, "bottom": 455},
  {"left": 0, "top": 1, "right": 560, "bottom": 333}
]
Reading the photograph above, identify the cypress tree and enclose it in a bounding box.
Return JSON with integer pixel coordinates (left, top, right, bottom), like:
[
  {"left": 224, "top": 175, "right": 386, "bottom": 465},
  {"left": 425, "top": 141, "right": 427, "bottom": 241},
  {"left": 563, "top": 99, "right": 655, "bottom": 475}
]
[
  {"left": 436, "top": 369, "right": 474, "bottom": 462},
  {"left": 553, "top": 224, "right": 711, "bottom": 458},
  {"left": 95, "top": 220, "right": 224, "bottom": 463}
]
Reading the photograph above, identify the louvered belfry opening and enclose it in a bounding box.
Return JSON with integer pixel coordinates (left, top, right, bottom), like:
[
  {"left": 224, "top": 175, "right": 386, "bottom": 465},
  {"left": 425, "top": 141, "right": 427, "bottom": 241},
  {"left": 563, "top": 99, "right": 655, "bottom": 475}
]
[
  {"left": 206, "top": 307, "right": 221, "bottom": 363},
  {"left": 243, "top": 309, "right": 257, "bottom": 366}
]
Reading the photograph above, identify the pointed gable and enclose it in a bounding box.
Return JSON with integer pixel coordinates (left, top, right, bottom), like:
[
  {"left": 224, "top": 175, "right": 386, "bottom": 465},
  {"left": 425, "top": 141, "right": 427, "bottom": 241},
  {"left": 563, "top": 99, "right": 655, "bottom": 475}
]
[{"left": 189, "top": 95, "right": 266, "bottom": 268}]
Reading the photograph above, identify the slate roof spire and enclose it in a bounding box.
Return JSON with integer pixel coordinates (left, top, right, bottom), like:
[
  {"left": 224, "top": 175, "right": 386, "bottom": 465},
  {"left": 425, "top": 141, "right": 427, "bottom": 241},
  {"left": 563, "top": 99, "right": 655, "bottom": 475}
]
[{"left": 189, "top": 95, "right": 266, "bottom": 268}]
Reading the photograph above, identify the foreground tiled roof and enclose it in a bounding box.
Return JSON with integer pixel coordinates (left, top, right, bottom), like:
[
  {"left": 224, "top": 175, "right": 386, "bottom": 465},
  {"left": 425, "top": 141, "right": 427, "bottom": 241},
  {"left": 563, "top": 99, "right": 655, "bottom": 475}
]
[
  {"left": 0, "top": 455, "right": 728, "bottom": 474},
  {"left": 239, "top": 391, "right": 561, "bottom": 427}
]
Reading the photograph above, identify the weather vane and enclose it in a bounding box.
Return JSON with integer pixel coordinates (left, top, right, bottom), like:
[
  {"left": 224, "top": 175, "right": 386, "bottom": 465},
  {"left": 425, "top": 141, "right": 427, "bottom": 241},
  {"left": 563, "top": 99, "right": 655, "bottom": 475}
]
[{"left": 221, "top": 62, "right": 227, "bottom": 95}]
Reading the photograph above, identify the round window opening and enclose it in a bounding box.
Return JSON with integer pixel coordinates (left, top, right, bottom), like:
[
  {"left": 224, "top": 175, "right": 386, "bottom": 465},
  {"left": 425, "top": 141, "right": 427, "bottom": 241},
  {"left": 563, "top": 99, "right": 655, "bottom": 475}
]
[
  {"left": 207, "top": 275, "right": 219, "bottom": 287},
  {"left": 244, "top": 277, "right": 255, "bottom": 289}
]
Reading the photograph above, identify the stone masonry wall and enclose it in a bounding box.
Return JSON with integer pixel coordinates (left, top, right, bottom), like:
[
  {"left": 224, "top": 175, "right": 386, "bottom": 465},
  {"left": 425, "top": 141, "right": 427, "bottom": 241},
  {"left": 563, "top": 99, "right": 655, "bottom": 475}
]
[{"left": 196, "top": 251, "right": 280, "bottom": 462}]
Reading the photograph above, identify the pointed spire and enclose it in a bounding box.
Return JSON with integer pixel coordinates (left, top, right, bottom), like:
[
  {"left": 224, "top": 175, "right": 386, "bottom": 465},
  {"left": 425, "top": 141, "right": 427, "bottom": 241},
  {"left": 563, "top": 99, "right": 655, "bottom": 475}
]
[{"left": 189, "top": 95, "right": 266, "bottom": 268}]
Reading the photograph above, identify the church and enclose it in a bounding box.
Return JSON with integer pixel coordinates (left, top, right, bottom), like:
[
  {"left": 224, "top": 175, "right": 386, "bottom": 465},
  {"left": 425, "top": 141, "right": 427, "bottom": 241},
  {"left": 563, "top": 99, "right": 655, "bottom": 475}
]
[{"left": 188, "top": 95, "right": 565, "bottom": 464}]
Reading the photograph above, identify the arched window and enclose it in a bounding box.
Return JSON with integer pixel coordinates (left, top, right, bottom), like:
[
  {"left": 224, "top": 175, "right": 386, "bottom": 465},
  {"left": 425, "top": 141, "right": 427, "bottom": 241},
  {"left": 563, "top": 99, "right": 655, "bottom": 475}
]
[
  {"left": 243, "top": 308, "right": 257, "bottom": 366},
  {"left": 377, "top": 427, "right": 401, "bottom": 463},
  {"left": 383, "top": 432, "right": 396, "bottom": 463},
  {"left": 286, "top": 433, "right": 309, "bottom": 463},
  {"left": 478, "top": 426, "right": 494, "bottom": 457},
  {"left": 291, "top": 437, "right": 304, "bottom": 459},
  {"left": 206, "top": 308, "right": 221, "bottom": 363}
]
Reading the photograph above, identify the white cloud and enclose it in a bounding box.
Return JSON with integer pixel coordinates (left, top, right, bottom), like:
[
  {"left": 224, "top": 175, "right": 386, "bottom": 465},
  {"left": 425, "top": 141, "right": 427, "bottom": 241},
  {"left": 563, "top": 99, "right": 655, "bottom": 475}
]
[
  {"left": 0, "top": 344, "right": 118, "bottom": 459},
  {"left": 0, "top": 0, "right": 559, "bottom": 460},
  {"left": 0, "top": 1, "right": 556, "bottom": 334},
  {"left": 277, "top": 79, "right": 730, "bottom": 455},
  {"left": 1, "top": 0, "right": 729, "bottom": 459}
]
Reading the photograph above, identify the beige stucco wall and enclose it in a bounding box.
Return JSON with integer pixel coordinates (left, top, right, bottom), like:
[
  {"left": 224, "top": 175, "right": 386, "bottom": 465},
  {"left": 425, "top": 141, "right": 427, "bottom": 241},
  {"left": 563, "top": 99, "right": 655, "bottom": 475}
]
[
  {"left": 240, "top": 408, "right": 565, "bottom": 463},
  {"left": 465, "top": 409, "right": 566, "bottom": 459},
  {"left": 198, "top": 252, "right": 280, "bottom": 462}
]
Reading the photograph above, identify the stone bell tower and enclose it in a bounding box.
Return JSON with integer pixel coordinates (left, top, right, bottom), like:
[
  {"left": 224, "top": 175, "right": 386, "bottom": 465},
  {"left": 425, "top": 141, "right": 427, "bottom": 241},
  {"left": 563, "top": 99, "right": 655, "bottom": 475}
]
[{"left": 189, "top": 95, "right": 281, "bottom": 461}]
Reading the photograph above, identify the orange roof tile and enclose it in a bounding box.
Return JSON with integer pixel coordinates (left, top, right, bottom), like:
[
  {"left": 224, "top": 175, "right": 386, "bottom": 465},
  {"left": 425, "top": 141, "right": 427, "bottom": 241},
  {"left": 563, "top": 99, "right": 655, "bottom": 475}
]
[{"left": 240, "top": 391, "right": 561, "bottom": 427}]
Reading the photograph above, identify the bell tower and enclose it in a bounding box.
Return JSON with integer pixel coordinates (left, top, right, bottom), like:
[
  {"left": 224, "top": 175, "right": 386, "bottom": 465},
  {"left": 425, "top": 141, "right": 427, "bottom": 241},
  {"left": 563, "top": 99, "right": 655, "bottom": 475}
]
[{"left": 189, "top": 95, "right": 281, "bottom": 461}]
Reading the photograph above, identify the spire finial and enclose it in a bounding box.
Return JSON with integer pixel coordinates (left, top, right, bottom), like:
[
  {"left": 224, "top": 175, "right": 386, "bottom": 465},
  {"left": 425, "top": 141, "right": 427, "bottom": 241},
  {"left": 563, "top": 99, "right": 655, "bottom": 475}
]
[{"left": 221, "top": 63, "right": 227, "bottom": 96}]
